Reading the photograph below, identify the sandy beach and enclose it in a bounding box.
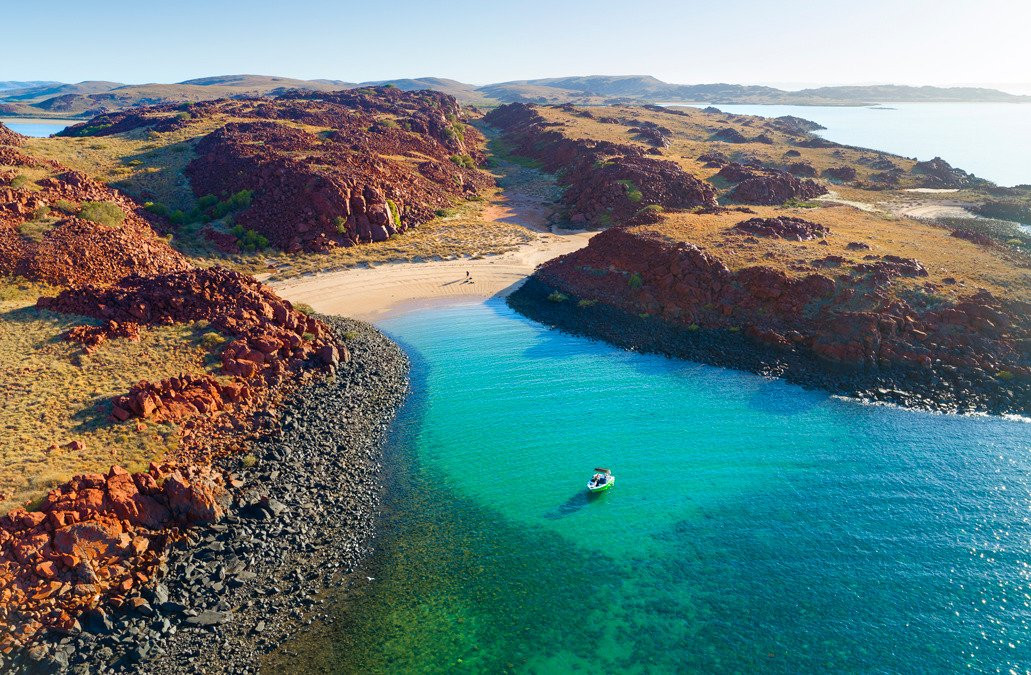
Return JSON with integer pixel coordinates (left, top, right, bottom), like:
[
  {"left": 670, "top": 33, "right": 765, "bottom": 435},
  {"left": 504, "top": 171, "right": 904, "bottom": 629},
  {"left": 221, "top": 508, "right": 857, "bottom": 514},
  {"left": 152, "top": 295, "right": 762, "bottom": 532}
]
[{"left": 272, "top": 229, "right": 594, "bottom": 321}]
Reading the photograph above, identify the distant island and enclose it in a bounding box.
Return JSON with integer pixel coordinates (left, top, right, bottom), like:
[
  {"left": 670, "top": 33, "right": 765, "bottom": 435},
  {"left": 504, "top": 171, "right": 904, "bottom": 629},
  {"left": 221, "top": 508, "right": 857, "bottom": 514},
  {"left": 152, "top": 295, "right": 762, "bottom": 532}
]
[{"left": 2, "top": 74, "right": 1029, "bottom": 118}]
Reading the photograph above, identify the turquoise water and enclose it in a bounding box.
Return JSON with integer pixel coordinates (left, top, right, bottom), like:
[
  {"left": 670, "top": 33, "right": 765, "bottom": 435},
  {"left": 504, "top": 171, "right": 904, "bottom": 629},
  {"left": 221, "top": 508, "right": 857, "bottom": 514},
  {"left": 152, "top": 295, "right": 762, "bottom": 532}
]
[
  {"left": 0, "top": 119, "right": 75, "bottom": 137},
  {"left": 288, "top": 299, "right": 1031, "bottom": 673},
  {"left": 677, "top": 102, "right": 1031, "bottom": 187}
]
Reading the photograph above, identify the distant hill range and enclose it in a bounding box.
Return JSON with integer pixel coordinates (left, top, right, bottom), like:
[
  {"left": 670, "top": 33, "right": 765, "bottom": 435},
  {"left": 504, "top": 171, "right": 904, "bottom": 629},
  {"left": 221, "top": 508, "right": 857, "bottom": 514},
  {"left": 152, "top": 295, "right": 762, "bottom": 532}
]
[{"left": 2, "top": 74, "right": 1028, "bottom": 118}]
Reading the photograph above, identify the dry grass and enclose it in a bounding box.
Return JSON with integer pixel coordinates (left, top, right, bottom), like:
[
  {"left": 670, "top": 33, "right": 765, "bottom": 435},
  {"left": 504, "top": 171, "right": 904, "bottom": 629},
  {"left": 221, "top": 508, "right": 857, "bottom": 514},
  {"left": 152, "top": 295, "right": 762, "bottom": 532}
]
[
  {"left": 637, "top": 204, "right": 1031, "bottom": 302},
  {"left": 23, "top": 116, "right": 233, "bottom": 210},
  {"left": 0, "top": 282, "right": 224, "bottom": 513},
  {"left": 530, "top": 104, "right": 923, "bottom": 191},
  {"left": 230, "top": 193, "right": 537, "bottom": 281}
]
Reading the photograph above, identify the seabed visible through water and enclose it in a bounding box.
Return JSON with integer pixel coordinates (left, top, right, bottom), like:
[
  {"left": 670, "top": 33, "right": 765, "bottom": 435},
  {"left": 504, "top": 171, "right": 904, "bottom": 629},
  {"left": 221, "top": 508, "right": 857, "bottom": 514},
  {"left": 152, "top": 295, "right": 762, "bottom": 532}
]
[{"left": 272, "top": 298, "right": 1031, "bottom": 673}]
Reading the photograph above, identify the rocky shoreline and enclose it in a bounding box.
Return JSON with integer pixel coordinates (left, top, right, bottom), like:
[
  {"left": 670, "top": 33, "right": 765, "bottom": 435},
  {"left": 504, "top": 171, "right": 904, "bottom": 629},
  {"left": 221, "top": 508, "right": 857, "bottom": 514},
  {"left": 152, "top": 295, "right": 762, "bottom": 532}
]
[
  {"left": 509, "top": 277, "right": 1029, "bottom": 417},
  {"left": 10, "top": 316, "right": 409, "bottom": 673}
]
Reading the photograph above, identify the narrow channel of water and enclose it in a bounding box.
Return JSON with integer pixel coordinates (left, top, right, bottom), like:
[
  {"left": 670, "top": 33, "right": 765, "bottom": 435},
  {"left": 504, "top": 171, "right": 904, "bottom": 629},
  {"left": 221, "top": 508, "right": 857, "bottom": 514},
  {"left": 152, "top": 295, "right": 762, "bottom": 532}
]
[
  {"left": 273, "top": 299, "right": 1030, "bottom": 672},
  {"left": 0, "top": 118, "right": 76, "bottom": 137}
]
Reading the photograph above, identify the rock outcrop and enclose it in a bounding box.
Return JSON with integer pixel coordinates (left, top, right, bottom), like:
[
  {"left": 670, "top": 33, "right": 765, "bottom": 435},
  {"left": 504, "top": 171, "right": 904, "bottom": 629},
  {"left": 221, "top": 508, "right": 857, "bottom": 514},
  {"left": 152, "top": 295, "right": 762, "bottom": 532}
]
[
  {"left": 0, "top": 136, "right": 187, "bottom": 286},
  {"left": 911, "top": 156, "right": 985, "bottom": 188},
  {"left": 0, "top": 122, "right": 24, "bottom": 147},
  {"left": 731, "top": 216, "right": 829, "bottom": 241},
  {"left": 64, "top": 87, "right": 493, "bottom": 253},
  {"left": 728, "top": 171, "right": 827, "bottom": 205},
  {"left": 485, "top": 103, "right": 717, "bottom": 226},
  {"left": 0, "top": 464, "right": 227, "bottom": 650},
  {"left": 38, "top": 267, "right": 342, "bottom": 390},
  {"left": 515, "top": 227, "right": 1030, "bottom": 414}
]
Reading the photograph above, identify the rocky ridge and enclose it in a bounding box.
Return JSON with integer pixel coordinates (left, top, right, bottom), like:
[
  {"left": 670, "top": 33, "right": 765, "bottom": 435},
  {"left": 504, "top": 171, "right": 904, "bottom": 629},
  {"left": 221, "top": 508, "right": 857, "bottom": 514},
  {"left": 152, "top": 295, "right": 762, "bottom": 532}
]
[
  {"left": 0, "top": 124, "right": 188, "bottom": 287},
  {"left": 484, "top": 103, "right": 718, "bottom": 226},
  {"left": 511, "top": 227, "right": 1030, "bottom": 415},
  {"left": 62, "top": 87, "right": 494, "bottom": 253}
]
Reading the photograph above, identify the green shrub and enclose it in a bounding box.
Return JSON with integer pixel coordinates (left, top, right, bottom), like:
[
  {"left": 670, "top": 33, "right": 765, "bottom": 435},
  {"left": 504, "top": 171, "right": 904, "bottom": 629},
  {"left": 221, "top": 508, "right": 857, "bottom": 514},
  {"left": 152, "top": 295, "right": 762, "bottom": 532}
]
[
  {"left": 31, "top": 206, "right": 51, "bottom": 220},
  {"left": 627, "top": 272, "right": 644, "bottom": 289},
  {"left": 577, "top": 298, "right": 598, "bottom": 308},
  {"left": 230, "top": 223, "right": 268, "bottom": 252},
  {"left": 618, "top": 179, "right": 643, "bottom": 203},
  {"left": 78, "top": 201, "right": 125, "bottom": 227},
  {"left": 293, "top": 303, "right": 316, "bottom": 316},
  {"left": 342, "top": 330, "right": 358, "bottom": 341},
  {"left": 386, "top": 199, "right": 401, "bottom": 227},
  {"left": 302, "top": 332, "right": 316, "bottom": 341},
  {"left": 126, "top": 159, "right": 143, "bottom": 167},
  {"left": 450, "top": 154, "right": 476, "bottom": 169},
  {"left": 241, "top": 454, "right": 258, "bottom": 468},
  {"left": 996, "top": 370, "right": 1015, "bottom": 381},
  {"left": 208, "top": 189, "right": 254, "bottom": 220},
  {"left": 197, "top": 194, "right": 219, "bottom": 210},
  {"left": 54, "top": 199, "right": 78, "bottom": 214},
  {"left": 444, "top": 119, "right": 466, "bottom": 143},
  {"left": 784, "top": 198, "right": 820, "bottom": 209},
  {"left": 200, "top": 331, "right": 226, "bottom": 349},
  {"left": 1007, "top": 238, "right": 1023, "bottom": 246},
  {"left": 687, "top": 323, "right": 700, "bottom": 331},
  {"left": 334, "top": 215, "right": 348, "bottom": 234},
  {"left": 547, "top": 291, "right": 568, "bottom": 302},
  {"left": 144, "top": 201, "right": 170, "bottom": 217},
  {"left": 10, "top": 174, "right": 31, "bottom": 189}
]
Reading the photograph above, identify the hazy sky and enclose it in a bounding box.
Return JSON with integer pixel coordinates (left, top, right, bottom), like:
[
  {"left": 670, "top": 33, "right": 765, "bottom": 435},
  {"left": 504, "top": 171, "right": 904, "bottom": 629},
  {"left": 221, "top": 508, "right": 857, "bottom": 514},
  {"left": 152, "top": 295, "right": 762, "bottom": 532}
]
[{"left": 6, "top": 0, "right": 1030, "bottom": 90}]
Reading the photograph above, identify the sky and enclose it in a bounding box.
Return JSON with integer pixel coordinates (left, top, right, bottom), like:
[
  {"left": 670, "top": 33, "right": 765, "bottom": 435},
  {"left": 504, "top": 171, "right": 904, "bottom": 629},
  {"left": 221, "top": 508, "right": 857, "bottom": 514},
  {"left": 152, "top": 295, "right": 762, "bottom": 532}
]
[{"left": 5, "top": 0, "right": 1031, "bottom": 90}]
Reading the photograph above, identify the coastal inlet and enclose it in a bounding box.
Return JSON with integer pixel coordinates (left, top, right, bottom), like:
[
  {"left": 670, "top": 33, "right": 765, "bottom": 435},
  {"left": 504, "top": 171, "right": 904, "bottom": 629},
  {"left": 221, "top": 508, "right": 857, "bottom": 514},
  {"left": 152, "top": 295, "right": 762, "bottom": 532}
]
[{"left": 271, "top": 299, "right": 1031, "bottom": 673}]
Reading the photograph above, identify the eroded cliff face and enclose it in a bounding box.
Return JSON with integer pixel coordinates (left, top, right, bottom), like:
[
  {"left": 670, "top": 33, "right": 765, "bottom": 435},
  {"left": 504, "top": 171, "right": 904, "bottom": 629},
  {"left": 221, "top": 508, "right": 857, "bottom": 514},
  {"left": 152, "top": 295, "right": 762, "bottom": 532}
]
[
  {"left": 484, "top": 103, "right": 719, "bottom": 226},
  {"left": 523, "top": 227, "right": 1030, "bottom": 413}
]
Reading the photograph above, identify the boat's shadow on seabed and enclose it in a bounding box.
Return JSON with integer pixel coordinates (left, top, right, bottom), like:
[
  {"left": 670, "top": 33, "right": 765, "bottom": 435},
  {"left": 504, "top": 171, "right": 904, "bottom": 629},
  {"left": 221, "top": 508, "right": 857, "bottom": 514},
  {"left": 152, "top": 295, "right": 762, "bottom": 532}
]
[{"left": 543, "top": 490, "right": 604, "bottom": 520}]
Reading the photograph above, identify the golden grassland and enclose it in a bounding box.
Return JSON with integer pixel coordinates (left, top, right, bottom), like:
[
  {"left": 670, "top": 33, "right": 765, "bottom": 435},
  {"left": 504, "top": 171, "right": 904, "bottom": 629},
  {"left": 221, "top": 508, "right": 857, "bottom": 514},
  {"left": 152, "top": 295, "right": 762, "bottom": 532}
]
[
  {"left": 0, "top": 279, "right": 223, "bottom": 513},
  {"left": 531, "top": 104, "right": 927, "bottom": 191},
  {"left": 518, "top": 104, "right": 1029, "bottom": 303},
  {"left": 636, "top": 204, "right": 1031, "bottom": 302},
  {"left": 22, "top": 117, "right": 551, "bottom": 279},
  {"left": 24, "top": 115, "right": 233, "bottom": 210}
]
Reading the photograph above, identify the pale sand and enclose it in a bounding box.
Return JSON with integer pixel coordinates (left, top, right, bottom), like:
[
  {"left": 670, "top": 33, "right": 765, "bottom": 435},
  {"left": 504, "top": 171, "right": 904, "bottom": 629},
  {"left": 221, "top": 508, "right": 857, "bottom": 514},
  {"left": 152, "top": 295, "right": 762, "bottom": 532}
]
[
  {"left": 816, "top": 191, "right": 978, "bottom": 221},
  {"left": 271, "top": 230, "right": 594, "bottom": 321},
  {"left": 815, "top": 191, "right": 882, "bottom": 213}
]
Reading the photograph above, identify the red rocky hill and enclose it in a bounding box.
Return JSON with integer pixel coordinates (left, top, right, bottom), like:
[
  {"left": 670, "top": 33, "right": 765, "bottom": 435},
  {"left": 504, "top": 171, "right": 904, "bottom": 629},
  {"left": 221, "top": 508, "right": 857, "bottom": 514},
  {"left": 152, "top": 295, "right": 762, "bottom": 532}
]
[
  {"left": 485, "top": 103, "right": 718, "bottom": 226},
  {"left": 0, "top": 123, "right": 188, "bottom": 286},
  {"left": 61, "top": 87, "right": 494, "bottom": 252},
  {"left": 514, "top": 225, "right": 1030, "bottom": 415}
]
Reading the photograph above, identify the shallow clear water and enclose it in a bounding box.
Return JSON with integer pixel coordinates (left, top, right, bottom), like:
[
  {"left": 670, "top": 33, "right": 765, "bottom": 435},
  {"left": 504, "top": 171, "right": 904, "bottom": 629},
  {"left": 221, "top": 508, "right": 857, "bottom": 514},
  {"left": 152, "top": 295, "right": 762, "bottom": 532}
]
[
  {"left": 287, "top": 299, "right": 1031, "bottom": 673},
  {"left": 677, "top": 102, "right": 1031, "bottom": 187},
  {"left": 0, "top": 119, "right": 75, "bottom": 137}
]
